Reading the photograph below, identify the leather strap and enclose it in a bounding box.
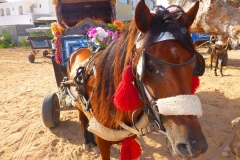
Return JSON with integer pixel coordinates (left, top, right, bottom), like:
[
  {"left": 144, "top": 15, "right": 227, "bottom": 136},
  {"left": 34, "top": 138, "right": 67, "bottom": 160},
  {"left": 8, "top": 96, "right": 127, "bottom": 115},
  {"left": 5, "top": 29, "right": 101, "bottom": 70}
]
[{"left": 145, "top": 50, "right": 196, "bottom": 68}]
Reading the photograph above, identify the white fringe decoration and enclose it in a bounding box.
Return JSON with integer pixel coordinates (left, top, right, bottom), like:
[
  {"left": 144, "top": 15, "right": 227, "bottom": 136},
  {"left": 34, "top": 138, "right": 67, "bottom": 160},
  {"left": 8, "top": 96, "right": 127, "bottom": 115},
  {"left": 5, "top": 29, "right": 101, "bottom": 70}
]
[{"left": 87, "top": 113, "right": 149, "bottom": 141}]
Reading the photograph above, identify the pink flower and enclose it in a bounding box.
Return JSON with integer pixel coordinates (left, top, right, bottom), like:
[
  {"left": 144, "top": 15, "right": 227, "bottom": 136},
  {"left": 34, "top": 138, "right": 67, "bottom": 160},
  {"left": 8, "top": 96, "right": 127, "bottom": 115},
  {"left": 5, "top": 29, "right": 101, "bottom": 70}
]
[
  {"left": 87, "top": 28, "right": 97, "bottom": 38},
  {"left": 87, "top": 23, "right": 123, "bottom": 49},
  {"left": 107, "top": 30, "right": 113, "bottom": 36},
  {"left": 112, "top": 31, "right": 120, "bottom": 41}
]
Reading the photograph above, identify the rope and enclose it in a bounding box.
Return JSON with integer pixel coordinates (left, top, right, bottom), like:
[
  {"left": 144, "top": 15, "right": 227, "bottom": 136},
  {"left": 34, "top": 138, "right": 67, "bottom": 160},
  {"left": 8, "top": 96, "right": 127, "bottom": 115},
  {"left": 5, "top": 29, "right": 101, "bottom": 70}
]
[
  {"left": 195, "top": 40, "right": 210, "bottom": 49},
  {"left": 205, "top": 119, "right": 240, "bottom": 160}
]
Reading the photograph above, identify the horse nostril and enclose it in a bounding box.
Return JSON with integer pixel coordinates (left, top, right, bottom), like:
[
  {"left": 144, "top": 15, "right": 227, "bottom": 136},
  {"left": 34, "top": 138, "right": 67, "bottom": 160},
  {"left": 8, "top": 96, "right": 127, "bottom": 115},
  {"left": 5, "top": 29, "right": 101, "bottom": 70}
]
[{"left": 176, "top": 142, "right": 191, "bottom": 156}]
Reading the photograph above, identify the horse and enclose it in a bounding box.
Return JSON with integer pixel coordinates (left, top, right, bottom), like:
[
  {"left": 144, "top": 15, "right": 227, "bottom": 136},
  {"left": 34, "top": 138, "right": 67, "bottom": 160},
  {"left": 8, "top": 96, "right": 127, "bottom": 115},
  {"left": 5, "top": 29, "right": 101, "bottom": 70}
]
[
  {"left": 209, "top": 35, "right": 232, "bottom": 76},
  {"left": 66, "top": 0, "right": 207, "bottom": 159}
]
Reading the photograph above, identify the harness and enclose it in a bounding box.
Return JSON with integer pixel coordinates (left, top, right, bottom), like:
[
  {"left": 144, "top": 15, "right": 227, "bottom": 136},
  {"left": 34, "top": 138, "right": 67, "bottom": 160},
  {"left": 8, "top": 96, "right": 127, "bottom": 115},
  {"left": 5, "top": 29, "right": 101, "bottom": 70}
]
[
  {"left": 73, "top": 57, "right": 97, "bottom": 111},
  {"left": 70, "top": 31, "right": 203, "bottom": 141}
]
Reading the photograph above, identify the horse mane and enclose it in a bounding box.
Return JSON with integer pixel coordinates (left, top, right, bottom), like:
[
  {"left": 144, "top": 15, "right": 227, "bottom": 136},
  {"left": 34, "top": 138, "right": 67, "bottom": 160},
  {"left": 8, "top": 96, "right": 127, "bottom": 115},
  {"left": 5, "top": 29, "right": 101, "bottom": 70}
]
[{"left": 88, "top": 5, "right": 198, "bottom": 128}]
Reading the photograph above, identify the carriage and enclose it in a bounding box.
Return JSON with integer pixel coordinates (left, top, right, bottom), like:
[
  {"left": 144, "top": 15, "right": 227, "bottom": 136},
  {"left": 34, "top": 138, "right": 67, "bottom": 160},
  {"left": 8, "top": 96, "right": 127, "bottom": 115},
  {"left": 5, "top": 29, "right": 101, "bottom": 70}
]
[
  {"left": 42, "top": 0, "right": 117, "bottom": 128},
  {"left": 41, "top": 1, "right": 208, "bottom": 159},
  {"left": 191, "top": 32, "right": 228, "bottom": 67},
  {"left": 25, "top": 26, "right": 55, "bottom": 63}
]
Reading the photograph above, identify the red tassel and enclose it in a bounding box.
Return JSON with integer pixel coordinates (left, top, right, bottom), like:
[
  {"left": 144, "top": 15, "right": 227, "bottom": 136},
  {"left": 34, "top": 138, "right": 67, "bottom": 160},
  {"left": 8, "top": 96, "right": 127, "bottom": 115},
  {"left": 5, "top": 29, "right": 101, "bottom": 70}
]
[
  {"left": 191, "top": 76, "right": 200, "bottom": 94},
  {"left": 114, "top": 65, "right": 140, "bottom": 111},
  {"left": 120, "top": 137, "right": 141, "bottom": 160}
]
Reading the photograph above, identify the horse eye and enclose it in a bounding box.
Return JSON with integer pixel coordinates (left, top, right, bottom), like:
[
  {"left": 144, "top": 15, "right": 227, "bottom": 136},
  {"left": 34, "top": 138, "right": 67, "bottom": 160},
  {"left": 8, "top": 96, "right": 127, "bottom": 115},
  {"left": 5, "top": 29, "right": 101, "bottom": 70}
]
[{"left": 146, "top": 64, "right": 156, "bottom": 73}]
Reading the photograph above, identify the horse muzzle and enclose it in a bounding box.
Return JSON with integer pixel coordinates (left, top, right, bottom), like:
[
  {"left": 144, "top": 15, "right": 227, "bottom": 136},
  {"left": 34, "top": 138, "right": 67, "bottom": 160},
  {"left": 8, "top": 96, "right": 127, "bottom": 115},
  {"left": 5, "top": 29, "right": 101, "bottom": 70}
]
[
  {"left": 155, "top": 95, "right": 207, "bottom": 159},
  {"left": 167, "top": 125, "right": 208, "bottom": 159}
]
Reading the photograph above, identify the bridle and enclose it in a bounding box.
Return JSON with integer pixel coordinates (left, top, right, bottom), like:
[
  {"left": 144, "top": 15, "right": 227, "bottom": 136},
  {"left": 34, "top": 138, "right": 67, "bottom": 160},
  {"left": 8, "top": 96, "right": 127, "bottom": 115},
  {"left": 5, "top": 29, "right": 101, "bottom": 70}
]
[
  {"left": 71, "top": 31, "right": 202, "bottom": 141},
  {"left": 132, "top": 32, "right": 197, "bottom": 133}
]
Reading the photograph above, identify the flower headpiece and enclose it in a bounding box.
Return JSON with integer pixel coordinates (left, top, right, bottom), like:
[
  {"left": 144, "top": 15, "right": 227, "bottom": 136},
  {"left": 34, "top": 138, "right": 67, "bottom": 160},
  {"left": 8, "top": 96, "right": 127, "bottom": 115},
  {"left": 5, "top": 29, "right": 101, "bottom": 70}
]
[
  {"left": 51, "top": 22, "right": 64, "bottom": 39},
  {"left": 87, "top": 20, "right": 125, "bottom": 49},
  {"left": 50, "top": 22, "right": 64, "bottom": 64}
]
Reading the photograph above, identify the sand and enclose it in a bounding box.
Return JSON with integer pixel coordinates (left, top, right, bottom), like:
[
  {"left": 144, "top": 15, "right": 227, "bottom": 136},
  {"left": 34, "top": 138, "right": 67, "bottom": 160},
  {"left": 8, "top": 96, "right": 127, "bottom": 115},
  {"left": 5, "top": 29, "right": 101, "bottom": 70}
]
[{"left": 0, "top": 47, "right": 239, "bottom": 160}]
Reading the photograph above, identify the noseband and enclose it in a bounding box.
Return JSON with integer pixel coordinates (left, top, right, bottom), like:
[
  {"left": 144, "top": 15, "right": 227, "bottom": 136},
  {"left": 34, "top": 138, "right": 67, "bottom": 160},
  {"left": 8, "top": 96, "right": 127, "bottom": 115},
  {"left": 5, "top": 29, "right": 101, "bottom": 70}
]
[{"left": 133, "top": 32, "right": 200, "bottom": 133}]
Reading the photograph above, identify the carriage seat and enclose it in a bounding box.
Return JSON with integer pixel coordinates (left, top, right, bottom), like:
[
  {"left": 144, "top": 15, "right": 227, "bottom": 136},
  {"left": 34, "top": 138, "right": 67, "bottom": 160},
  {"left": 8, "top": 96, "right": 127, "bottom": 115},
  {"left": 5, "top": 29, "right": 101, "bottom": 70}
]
[
  {"left": 63, "top": 18, "right": 109, "bottom": 36},
  {"left": 52, "top": 0, "right": 116, "bottom": 28},
  {"left": 61, "top": 18, "right": 111, "bottom": 63}
]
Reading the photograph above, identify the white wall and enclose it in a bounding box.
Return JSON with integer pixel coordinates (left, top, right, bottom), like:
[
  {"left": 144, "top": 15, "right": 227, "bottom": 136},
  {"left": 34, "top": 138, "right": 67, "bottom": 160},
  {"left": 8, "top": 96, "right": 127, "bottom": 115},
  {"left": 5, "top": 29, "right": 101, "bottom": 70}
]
[
  {"left": 32, "top": 0, "right": 54, "bottom": 14},
  {"left": 47, "top": 0, "right": 55, "bottom": 16},
  {"left": 0, "top": 0, "right": 54, "bottom": 25},
  {"left": 0, "top": 14, "right": 33, "bottom": 25},
  {"left": 132, "top": 0, "right": 137, "bottom": 17},
  {"left": 156, "top": 0, "right": 169, "bottom": 7},
  {"left": 0, "top": 1, "right": 32, "bottom": 25}
]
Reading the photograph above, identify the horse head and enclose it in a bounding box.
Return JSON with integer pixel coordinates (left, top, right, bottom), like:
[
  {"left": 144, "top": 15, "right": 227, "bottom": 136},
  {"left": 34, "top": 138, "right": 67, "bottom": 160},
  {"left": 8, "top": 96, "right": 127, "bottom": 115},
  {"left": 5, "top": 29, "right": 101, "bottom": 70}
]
[{"left": 132, "top": 0, "right": 207, "bottom": 158}]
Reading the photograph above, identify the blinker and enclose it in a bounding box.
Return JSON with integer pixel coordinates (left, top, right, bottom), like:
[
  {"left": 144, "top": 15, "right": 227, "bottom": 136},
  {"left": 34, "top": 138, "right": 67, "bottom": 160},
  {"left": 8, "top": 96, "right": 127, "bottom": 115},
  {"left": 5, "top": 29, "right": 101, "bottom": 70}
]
[{"left": 135, "top": 31, "right": 176, "bottom": 49}]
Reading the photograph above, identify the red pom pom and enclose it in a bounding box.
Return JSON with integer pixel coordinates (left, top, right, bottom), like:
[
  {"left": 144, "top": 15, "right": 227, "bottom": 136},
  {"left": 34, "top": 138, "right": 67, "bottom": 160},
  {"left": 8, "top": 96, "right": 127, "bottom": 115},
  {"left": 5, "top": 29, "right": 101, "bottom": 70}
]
[
  {"left": 114, "top": 65, "right": 140, "bottom": 111},
  {"left": 191, "top": 76, "right": 200, "bottom": 94},
  {"left": 120, "top": 137, "right": 141, "bottom": 160}
]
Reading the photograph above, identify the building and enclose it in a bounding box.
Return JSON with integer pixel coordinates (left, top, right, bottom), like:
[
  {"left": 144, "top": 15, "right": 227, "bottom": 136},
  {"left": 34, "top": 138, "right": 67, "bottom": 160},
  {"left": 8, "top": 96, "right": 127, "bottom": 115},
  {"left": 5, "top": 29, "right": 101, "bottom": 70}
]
[
  {"left": 117, "top": 0, "right": 155, "bottom": 21},
  {"left": 0, "top": 0, "right": 155, "bottom": 26},
  {"left": 0, "top": 0, "right": 55, "bottom": 26},
  {"left": 132, "top": 0, "right": 155, "bottom": 18}
]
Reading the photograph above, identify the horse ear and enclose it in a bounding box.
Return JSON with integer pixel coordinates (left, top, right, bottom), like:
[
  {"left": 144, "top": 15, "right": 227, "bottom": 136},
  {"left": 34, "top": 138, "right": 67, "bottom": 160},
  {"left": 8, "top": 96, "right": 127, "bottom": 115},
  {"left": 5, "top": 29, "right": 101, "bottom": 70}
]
[
  {"left": 185, "top": 1, "right": 199, "bottom": 29},
  {"left": 134, "top": 0, "right": 152, "bottom": 33}
]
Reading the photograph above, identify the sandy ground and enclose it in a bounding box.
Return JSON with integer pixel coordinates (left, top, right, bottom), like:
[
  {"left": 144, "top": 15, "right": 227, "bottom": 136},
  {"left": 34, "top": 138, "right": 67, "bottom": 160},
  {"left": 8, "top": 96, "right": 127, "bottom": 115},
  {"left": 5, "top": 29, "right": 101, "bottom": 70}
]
[{"left": 0, "top": 47, "right": 239, "bottom": 160}]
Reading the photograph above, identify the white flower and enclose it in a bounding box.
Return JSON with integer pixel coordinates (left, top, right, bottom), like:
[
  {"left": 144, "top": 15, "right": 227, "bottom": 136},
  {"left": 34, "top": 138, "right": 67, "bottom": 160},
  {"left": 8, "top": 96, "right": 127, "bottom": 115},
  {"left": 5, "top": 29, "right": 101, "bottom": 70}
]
[{"left": 96, "top": 27, "right": 108, "bottom": 38}]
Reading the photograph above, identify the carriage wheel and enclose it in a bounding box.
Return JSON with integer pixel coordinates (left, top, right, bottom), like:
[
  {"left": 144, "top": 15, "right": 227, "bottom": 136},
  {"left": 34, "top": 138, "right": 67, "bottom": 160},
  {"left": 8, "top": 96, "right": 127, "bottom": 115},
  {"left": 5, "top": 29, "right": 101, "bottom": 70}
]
[
  {"left": 42, "top": 50, "right": 48, "bottom": 57},
  {"left": 222, "top": 53, "right": 228, "bottom": 66},
  {"left": 32, "top": 49, "right": 37, "bottom": 55},
  {"left": 28, "top": 54, "right": 35, "bottom": 63},
  {"left": 42, "top": 93, "right": 60, "bottom": 128}
]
